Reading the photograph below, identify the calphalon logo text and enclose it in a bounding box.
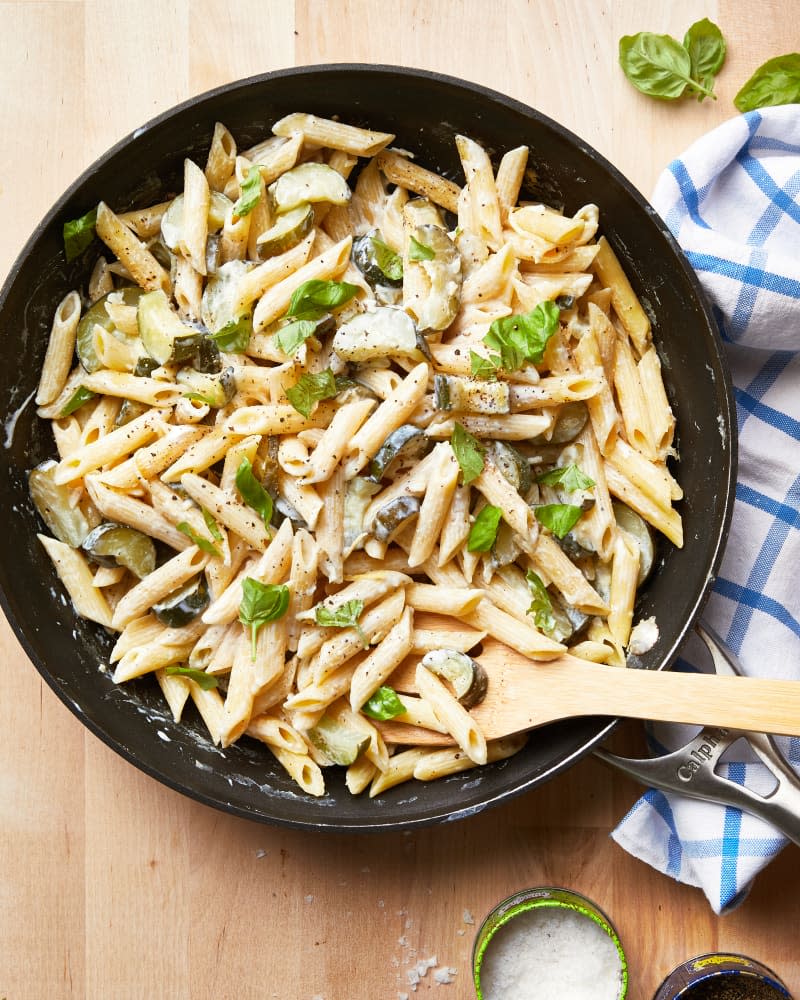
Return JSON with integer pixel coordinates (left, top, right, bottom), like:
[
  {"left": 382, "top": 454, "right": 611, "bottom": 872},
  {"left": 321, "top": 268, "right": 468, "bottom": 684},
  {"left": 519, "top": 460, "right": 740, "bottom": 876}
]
[{"left": 676, "top": 728, "right": 729, "bottom": 782}]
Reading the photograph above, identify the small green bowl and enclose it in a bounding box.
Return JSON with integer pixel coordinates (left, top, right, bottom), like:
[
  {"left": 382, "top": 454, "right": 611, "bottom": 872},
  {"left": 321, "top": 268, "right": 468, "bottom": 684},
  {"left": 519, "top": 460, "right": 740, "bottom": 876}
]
[{"left": 472, "top": 887, "right": 628, "bottom": 1000}]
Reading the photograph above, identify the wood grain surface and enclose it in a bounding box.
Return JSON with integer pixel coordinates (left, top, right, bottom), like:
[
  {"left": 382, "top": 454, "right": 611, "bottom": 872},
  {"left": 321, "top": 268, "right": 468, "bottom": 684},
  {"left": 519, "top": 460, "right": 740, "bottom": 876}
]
[{"left": 1, "top": 2, "right": 799, "bottom": 998}]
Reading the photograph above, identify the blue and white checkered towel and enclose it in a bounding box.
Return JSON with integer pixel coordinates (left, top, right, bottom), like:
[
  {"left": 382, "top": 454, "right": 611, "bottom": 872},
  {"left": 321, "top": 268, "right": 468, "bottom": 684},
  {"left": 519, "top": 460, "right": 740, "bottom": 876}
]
[{"left": 611, "top": 105, "right": 800, "bottom": 914}]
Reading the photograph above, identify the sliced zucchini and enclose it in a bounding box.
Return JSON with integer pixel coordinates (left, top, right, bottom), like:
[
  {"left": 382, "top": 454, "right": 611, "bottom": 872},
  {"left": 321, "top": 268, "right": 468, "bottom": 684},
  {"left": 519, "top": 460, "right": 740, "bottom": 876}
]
[
  {"left": 486, "top": 441, "right": 531, "bottom": 494},
  {"left": 308, "top": 715, "right": 369, "bottom": 767},
  {"left": 343, "top": 476, "right": 381, "bottom": 555},
  {"left": 133, "top": 356, "right": 159, "bottom": 378},
  {"left": 547, "top": 401, "right": 589, "bottom": 444},
  {"left": 546, "top": 598, "right": 591, "bottom": 644},
  {"left": 420, "top": 649, "right": 488, "bottom": 709},
  {"left": 152, "top": 575, "right": 210, "bottom": 627},
  {"left": 29, "top": 460, "right": 90, "bottom": 547},
  {"left": 332, "top": 306, "right": 419, "bottom": 363},
  {"left": 76, "top": 286, "right": 143, "bottom": 373},
  {"left": 369, "top": 425, "right": 432, "bottom": 481},
  {"left": 138, "top": 289, "right": 205, "bottom": 365},
  {"left": 404, "top": 217, "right": 462, "bottom": 332},
  {"left": 200, "top": 259, "right": 253, "bottom": 339},
  {"left": 81, "top": 522, "right": 156, "bottom": 578},
  {"left": 433, "top": 374, "right": 510, "bottom": 415},
  {"left": 176, "top": 366, "right": 236, "bottom": 408},
  {"left": 487, "top": 519, "right": 521, "bottom": 570},
  {"left": 271, "top": 496, "right": 308, "bottom": 530},
  {"left": 269, "top": 163, "right": 351, "bottom": 214},
  {"left": 352, "top": 230, "right": 404, "bottom": 289},
  {"left": 114, "top": 398, "right": 149, "bottom": 427},
  {"left": 161, "top": 191, "right": 232, "bottom": 251},
  {"left": 372, "top": 495, "right": 421, "bottom": 543},
  {"left": 193, "top": 336, "right": 223, "bottom": 374},
  {"left": 613, "top": 501, "right": 655, "bottom": 586},
  {"left": 255, "top": 202, "right": 314, "bottom": 259}
]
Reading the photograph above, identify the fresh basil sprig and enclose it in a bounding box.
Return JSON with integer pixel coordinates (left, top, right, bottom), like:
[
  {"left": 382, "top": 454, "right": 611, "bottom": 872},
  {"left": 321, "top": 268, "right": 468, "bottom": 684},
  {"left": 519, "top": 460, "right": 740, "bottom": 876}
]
[
  {"left": 273, "top": 319, "right": 319, "bottom": 357},
  {"left": 235, "top": 457, "right": 273, "bottom": 528},
  {"left": 238, "top": 577, "right": 290, "bottom": 660},
  {"left": 525, "top": 570, "right": 556, "bottom": 636},
  {"left": 232, "top": 164, "right": 262, "bottom": 219},
  {"left": 208, "top": 314, "right": 252, "bottom": 353},
  {"left": 618, "top": 20, "right": 724, "bottom": 102},
  {"left": 467, "top": 505, "right": 503, "bottom": 553},
  {"left": 164, "top": 665, "right": 219, "bottom": 690},
  {"left": 362, "top": 685, "right": 406, "bottom": 721},
  {"left": 60, "top": 385, "right": 96, "bottom": 417},
  {"left": 408, "top": 235, "right": 435, "bottom": 261},
  {"left": 201, "top": 507, "right": 223, "bottom": 542},
  {"left": 286, "top": 279, "right": 359, "bottom": 321},
  {"left": 534, "top": 503, "right": 584, "bottom": 539},
  {"left": 370, "top": 236, "right": 404, "bottom": 282},
  {"left": 315, "top": 598, "right": 368, "bottom": 648},
  {"left": 286, "top": 368, "right": 339, "bottom": 418},
  {"left": 176, "top": 521, "right": 221, "bottom": 557},
  {"left": 450, "top": 422, "right": 485, "bottom": 485},
  {"left": 63, "top": 207, "right": 98, "bottom": 261},
  {"left": 536, "top": 464, "right": 595, "bottom": 492},
  {"left": 734, "top": 53, "right": 800, "bottom": 112},
  {"left": 474, "top": 302, "right": 560, "bottom": 375}
]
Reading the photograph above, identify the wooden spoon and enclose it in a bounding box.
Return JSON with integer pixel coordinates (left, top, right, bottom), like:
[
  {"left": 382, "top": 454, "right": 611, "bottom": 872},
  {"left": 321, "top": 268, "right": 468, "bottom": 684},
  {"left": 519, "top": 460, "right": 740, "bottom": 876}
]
[{"left": 378, "top": 633, "right": 800, "bottom": 746}]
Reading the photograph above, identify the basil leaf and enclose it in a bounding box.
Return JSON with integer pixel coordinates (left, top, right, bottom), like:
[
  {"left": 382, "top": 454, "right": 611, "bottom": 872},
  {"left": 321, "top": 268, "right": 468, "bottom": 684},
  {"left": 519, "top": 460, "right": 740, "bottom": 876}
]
[
  {"left": 232, "top": 164, "right": 262, "bottom": 219},
  {"left": 536, "top": 464, "right": 596, "bottom": 492},
  {"left": 450, "top": 422, "right": 485, "bottom": 485},
  {"left": 164, "top": 665, "right": 218, "bottom": 690},
  {"left": 238, "top": 577, "right": 290, "bottom": 659},
  {"left": 525, "top": 570, "right": 556, "bottom": 636},
  {"left": 176, "top": 521, "right": 221, "bottom": 557},
  {"left": 286, "top": 279, "right": 359, "bottom": 321},
  {"left": 469, "top": 350, "right": 499, "bottom": 380},
  {"left": 63, "top": 207, "right": 98, "bottom": 261},
  {"left": 370, "top": 236, "right": 404, "bottom": 282},
  {"left": 467, "top": 505, "right": 502, "bottom": 553},
  {"left": 273, "top": 318, "right": 319, "bottom": 357},
  {"left": 361, "top": 685, "right": 406, "bottom": 721},
  {"left": 286, "top": 368, "right": 338, "bottom": 418},
  {"left": 534, "top": 503, "right": 584, "bottom": 539},
  {"left": 734, "top": 53, "right": 800, "bottom": 112},
  {"left": 201, "top": 507, "right": 223, "bottom": 542},
  {"left": 408, "top": 235, "right": 435, "bottom": 262},
  {"left": 618, "top": 32, "right": 713, "bottom": 100},
  {"left": 59, "top": 385, "right": 96, "bottom": 417},
  {"left": 315, "top": 598, "right": 368, "bottom": 647},
  {"left": 209, "top": 314, "right": 252, "bottom": 353},
  {"left": 483, "top": 301, "right": 560, "bottom": 373},
  {"left": 683, "top": 18, "right": 726, "bottom": 100},
  {"left": 235, "top": 457, "right": 273, "bottom": 528}
]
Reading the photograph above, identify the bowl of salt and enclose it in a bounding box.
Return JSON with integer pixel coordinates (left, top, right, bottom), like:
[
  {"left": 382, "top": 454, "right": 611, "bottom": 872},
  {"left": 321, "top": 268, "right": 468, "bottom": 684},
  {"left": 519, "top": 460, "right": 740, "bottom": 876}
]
[{"left": 473, "top": 886, "right": 628, "bottom": 1000}]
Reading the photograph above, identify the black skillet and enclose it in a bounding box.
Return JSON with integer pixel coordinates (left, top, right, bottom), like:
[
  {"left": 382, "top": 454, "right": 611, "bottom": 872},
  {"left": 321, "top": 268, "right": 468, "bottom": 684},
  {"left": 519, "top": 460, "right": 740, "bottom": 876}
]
[{"left": 0, "top": 65, "right": 736, "bottom": 831}]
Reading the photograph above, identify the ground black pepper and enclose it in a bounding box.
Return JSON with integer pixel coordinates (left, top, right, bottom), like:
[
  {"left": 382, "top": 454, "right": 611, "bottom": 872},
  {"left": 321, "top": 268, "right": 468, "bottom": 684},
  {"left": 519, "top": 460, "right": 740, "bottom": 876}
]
[{"left": 685, "top": 976, "right": 788, "bottom": 1000}]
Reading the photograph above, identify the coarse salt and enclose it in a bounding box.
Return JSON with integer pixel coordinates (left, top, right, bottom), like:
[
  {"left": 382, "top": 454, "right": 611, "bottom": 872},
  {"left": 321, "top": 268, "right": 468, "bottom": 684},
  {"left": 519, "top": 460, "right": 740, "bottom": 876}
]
[{"left": 479, "top": 906, "right": 623, "bottom": 1000}]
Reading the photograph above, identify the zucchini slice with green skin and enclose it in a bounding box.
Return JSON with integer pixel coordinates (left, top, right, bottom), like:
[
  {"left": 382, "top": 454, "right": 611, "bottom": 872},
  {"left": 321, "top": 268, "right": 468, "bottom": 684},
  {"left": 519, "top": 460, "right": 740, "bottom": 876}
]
[
  {"left": 81, "top": 522, "right": 156, "bottom": 578},
  {"left": 485, "top": 441, "right": 531, "bottom": 494},
  {"left": 352, "top": 231, "right": 404, "bottom": 289},
  {"left": 308, "top": 715, "right": 369, "bottom": 766},
  {"left": 114, "top": 398, "right": 149, "bottom": 427},
  {"left": 332, "top": 306, "right": 419, "bottom": 363},
  {"left": 138, "top": 289, "right": 205, "bottom": 365},
  {"left": 161, "top": 191, "right": 232, "bottom": 251},
  {"left": 77, "top": 286, "right": 143, "bottom": 373},
  {"left": 269, "top": 163, "right": 351, "bottom": 214},
  {"left": 176, "top": 366, "right": 236, "bottom": 408},
  {"left": 546, "top": 401, "right": 589, "bottom": 444},
  {"left": 372, "top": 495, "right": 421, "bottom": 543},
  {"left": 343, "top": 476, "right": 380, "bottom": 555},
  {"left": 200, "top": 259, "right": 253, "bottom": 338},
  {"left": 255, "top": 202, "right": 314, "bottom": 259},
  {"left": 193, "top": 336, "right": 223, "bottom": 374},
  {"left": 433, "top": 374, "right": 510, "bottom": 414},
  {"left": 613, "top": 501, "right": 655, "bottom": 586},
  {"left": 420, "top": 649, "right": 488, "bottom": 709},
  {"left": 152, "top": 575, "right": 210, "bottom": 627},
  {"left": 29, "top": 460, "right": 91, "bottom": 547},
  {"left": 405, "top": 220, "right": 462, "bottom": 332},
  {"left": 369, "top": 425, "right": 432, "bottom": 481}
]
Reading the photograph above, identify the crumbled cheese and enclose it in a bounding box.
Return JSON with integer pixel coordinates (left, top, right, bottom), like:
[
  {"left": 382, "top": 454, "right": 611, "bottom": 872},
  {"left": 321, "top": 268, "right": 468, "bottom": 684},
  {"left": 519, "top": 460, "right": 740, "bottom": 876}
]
[
  {"left": 255, "top": 849, "right": 267, "bottom": 859},
  {"left": 479, "top": 907, "right": 623, "bottom": 1000},
  {"left": 462, "top": 908, "right": 475, "bottom": 925},
  {"left": 304, "top": 894, "right": 314, "bottom": 904},
  {"left": 628, "top": 616, "right": 659, "bottom": 655},
  {"left": 434, "top": 967, "right": 457, "bottom": 985}
]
